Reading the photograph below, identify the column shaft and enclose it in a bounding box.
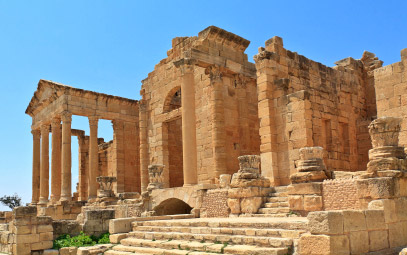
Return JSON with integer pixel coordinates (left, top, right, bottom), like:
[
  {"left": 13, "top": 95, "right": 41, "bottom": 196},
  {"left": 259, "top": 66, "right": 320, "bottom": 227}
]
[
  {"left": 50, "top": 118, "right": 62, "bottom": 203},
  {"left": 88, "top": 117, "right": 99, "bottom": 199},
  {"left": 31, "top": 129, "right": 41, "bottom": 204},
  {"left": 139, "top": 102, "right": 149, "bottom": 192},
  {"left": 39, "top": 124, "right": 50, "bottom": 204},
  {"left": 207, "top": 65, "right": 227, "bottom": 181},
  {"left": 180, "top": 64, "right": 198, "bottom": 186},
  {"left": 60, "top": 112, "right": 72, "bottom": 201}
]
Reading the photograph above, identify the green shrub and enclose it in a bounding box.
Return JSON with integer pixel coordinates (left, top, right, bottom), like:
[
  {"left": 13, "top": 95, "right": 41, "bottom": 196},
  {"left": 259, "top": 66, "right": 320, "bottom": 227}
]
[{"left": 53, "top": 232, "right": 110, "bottom": 249}]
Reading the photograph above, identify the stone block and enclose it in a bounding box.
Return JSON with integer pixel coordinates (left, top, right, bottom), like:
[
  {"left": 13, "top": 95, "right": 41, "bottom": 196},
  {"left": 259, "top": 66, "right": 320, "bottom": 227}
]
[
  {"left": 298, "top": 234, "right": 349, "bottom": 255},
  {"left": 37, "top": 224, "right": 53, "bottom": 233},
  {"left": 349, "top": 231, "right": 369, "bottom": 254},
  {"left": 227, "top": 199, "right": 240, "bottom": 214},
  {"left": 343, "top": 210, "right": 366, "bottom": 232},
  {"left": 395, "top": 197, "right": 407, "bottom": 221},
  {"left": 109, "top": 218, "right": 135, "bottom": 234},
  {"left": 287, "top": 182, "right": 322, "bottom": 195},
  {"left": 13, "top": 206, "right": 37, "bottom": 218},
  {"left": 43, "top": 249, "right": 59, "bottom": 255},
  {"left": 31, "top": 240, "right": 53, "bottom": 250},
  {"left": 39, "top": 232, "right": 53, "bottom": 241},
  {"left": 369, "top": 230, "right": 389, "bottom": 251},
  {"left": 307, "top": 211, "right": 344, "bottom": 235},
  {"left": 219, "top": 174, "right": 231, "bottom": 188},
  {"left": 109, "top": 233, "right": 127, "bottom": 244},
  {"left": 288, "top": 195, "right": 304, "bottom": 211},
  {"left": 14, "top": 225, "right": 32, "bottom": 235},
  {"left": 364, "top": 209, "right": 386, "bottom": 230},
  {"left": 13, "top": 243, "right": 31, "bottom": 255},
  {"left": 397, "top": 178, "right": 407, "bottom": 197},
  {"left": 240, "top": 197, "right": 263, "bottom": 214},
  {"left": 15, "top": 233, "right": 39, "bottom": 244},
  {"left": 356, "top": 177, "right": 396, "bottom": 199},
  {"left": 388, "top": 222, "right": 407, "bottom": 248},
  {"left": 60, "top": 246, "right": 78, "bottom": 255},
  {"left": 304, "top": 195, "right": 323, "bottom": 211}
]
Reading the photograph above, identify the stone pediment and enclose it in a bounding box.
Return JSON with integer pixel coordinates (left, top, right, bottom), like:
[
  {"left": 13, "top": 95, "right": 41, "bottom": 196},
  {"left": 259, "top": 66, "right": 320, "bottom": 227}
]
[{"left": 25, "top": 79, "right": 68, "bottom": 117}]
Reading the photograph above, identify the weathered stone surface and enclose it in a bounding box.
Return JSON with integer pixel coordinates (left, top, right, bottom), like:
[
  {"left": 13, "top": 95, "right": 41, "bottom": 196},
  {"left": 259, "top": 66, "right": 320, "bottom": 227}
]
[
  {"left": 219, "top": 174, "right": 231, "bottom": 188},
  {"left": 307, "top": 211, "right": 344, "bottom": 235},
  {"left": 369, "top": 117, "right": 402, "bottom": 148}
]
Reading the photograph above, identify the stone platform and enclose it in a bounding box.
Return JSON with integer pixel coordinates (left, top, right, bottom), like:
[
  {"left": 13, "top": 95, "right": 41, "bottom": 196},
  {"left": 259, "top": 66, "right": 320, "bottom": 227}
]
[{"left": 108, "top": 216, "right": 308, "bottom": 255}]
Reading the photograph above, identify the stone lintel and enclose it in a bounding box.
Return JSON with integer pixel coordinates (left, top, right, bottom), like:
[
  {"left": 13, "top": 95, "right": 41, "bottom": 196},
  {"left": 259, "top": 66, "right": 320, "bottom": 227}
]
[{"left": 198, "top": 26, "right": 250, "bottom": 52}]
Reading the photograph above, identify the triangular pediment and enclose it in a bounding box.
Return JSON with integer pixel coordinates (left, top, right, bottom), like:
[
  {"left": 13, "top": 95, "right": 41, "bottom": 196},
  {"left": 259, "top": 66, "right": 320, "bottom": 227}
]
[{"left": 25, "top": 79, "right": 68, "bottom": 117}]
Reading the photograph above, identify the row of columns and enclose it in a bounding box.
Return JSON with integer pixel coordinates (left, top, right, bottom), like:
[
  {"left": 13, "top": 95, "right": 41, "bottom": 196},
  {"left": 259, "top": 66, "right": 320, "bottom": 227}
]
[{"left": 31, "top": 112, "right": 100, "bottom": 204}]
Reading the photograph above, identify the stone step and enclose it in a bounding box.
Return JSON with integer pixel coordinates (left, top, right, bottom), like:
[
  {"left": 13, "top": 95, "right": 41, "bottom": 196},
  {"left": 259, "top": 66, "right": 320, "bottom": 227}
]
[
  {"left": 258, "top": 208, "right": 290, "bottom": 214},
  {"left": 128, "top": 231, "right": 293, "bottom": 248},
  {"left": 117, "top": 238, "right": 289, "bottom": 255},
  {"left": 132, "top": 218, "right": 307, "bottom": 230},
  {"left": 266, "top": 197, "right": 288, "bottom": 203},
  {"left": 263, "top": 202, "right": 289, "bottom": 208},
  {"left": 239, "top": 213, "right": 291, "bottom": 218},
  {"left": 269, "top": 192, "right": 288, "bottom": 197},
  {"left": 133, "top": 225, "right": 303, "bottom": 238},
  {"left": 273, "top": 186, "right": 288, "bottom": 192}
]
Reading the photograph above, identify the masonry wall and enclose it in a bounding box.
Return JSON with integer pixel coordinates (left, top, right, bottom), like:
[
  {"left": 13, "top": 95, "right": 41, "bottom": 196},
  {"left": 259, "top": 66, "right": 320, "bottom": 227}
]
[
  {"left": 322, "top": 179, "right": 361, "bottom": 210},
  {"left": 200, "top": 189, "right": 229, "bottom": 218},
  {"left": 374, "top": 49, "right": 407, "bottom": 146},
  {"left": 141, "top": 28, "right": 259, "bottom": 185},
  {"left": 255, "top": 37, "right": 381, "bottom": 185}
]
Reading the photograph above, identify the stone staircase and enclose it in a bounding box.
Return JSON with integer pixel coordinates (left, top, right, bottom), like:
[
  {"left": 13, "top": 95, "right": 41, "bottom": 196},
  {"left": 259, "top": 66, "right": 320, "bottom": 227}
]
[
  {"left": 107, "top": 217, "right": 307, "bottom": 255},
  {"left": 256, "top": 186, "right": 291, "bottom": 217}
]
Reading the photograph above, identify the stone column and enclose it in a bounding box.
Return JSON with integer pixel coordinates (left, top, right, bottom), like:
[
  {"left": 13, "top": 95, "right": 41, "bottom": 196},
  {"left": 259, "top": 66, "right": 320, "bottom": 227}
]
[
  {"left": 367, "top": 117, "right": 405, "bottom": 176},
  {"left": 206, "top": 65, "right": 227, "bottom": 182},
  {"left": 60, "top": 112, "right": 72, "bottom": 201},
  {"left": 50, "top": 117, "right": 62, "bottom": 203},
  {"left": 78, "top": 134, "right": 88, "bottom": 201},
  {"left": 139, "top": 101, "right": 149, "bottom": 192},
  {"left": 290, "top": 147, "right": 328, "bottom": 183},
  {"left": 88, "top": 116, "right": 99, "bottom": 199},
  {"left": 31, "top": 129, "right": 41, "bottom": 204},
  {"left": 39, "top": 124, "right": 50, "bottom": 204},
  {"left": 178, "top": 60, "right": 198, "bottom": 186}
]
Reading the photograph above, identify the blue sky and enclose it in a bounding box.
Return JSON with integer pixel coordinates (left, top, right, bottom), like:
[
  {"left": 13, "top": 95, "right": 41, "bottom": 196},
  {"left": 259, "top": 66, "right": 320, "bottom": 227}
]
[{"left": 0, "top": 0, "right": 406, "bottom": 210}]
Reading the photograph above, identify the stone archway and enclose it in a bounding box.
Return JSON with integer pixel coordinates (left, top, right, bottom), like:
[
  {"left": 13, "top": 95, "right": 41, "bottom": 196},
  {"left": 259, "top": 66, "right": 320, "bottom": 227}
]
[{"left": 153, "top": 198, "right": 192, "bottom": 216}]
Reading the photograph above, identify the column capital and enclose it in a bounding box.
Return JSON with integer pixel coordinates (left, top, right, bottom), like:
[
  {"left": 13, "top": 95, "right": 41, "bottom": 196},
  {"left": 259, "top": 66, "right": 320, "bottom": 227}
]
[
  {"left": 205, "top": 65, "right": 223, "bottom": 85},
  {"left": 61, "top": 111, "right": 72, "bottom": 122},
  {"left": 234, "top": 74, "right": 249, "bottom": 89},
  {"left": 40, "top": 123, "right": 50, "bottom": 133},
  {"left": 31, "top": 129, "right": 41, "bottom": 137},
  {"left": 88, "top": 116, "right": 99, "bottom": 127},
  {"left": 112, "top": 119, "right": 124, "bottom": 129},
  {"left": 174, "top": 58, "right": 196, "bottom": 75},
  {"left": 51, "top": 117, "right": 61, "bottom": 127}
]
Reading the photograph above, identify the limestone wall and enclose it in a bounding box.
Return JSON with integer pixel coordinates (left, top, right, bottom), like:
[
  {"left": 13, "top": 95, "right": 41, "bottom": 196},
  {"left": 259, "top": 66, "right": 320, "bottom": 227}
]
[
  {"left": 141, "top": 27, "right": 260, "bottom": 185},
  {"left": 299, "top": 198, "right": 407, "bottom": 254},
  {"left": 322, "top": 179, "right": 361, "bottom": 210},
  {"left": 255, "top": 38, "right": 380, "bottom": 185},
  {"left": 200, "top": 189, "right": 229, "bottom": 218},
  {"left": 374, "top": 49, "right": 407, "bottom": 146}
]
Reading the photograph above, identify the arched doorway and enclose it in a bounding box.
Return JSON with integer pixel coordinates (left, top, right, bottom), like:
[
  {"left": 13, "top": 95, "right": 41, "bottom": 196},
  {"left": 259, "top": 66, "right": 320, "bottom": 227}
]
[
  {"left": 154, "top": 198, "right": 192, "bottom": 216},
  {"left": 163, "top": 87, "right": 184, "bottom": 188}
]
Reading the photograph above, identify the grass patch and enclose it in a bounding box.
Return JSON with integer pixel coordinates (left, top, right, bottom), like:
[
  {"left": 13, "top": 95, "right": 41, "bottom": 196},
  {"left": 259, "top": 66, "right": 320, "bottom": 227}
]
[{"left": 53, "top": 231, "right": 110, "bottom": 250}]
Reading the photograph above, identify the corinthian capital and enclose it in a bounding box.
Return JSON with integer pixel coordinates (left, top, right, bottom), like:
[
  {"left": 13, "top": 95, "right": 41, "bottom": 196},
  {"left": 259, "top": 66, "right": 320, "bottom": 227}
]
[
  {"left": 205, "top": 65, "right": 223, "bottom": 85},
  {"left": 61, "top": 111, "right": 72, "bottom": 123},
  {"left": 174, "top": 58, "right": 196, "bottom": 75}
]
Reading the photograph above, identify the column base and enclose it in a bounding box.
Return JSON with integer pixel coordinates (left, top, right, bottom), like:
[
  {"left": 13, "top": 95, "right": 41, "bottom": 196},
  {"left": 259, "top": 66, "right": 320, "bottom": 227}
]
[
  {"left": 50, "top": 196, "right": 60, "bottom": 204},
  {"left": 183, "top": 184, "right": 197, "bottom": 187},
  {"left": 59, "top": 196, "right": 72, "bottom": 202},
  {"left": 38, "top": 198, "right": 49, "bottom": 205}
]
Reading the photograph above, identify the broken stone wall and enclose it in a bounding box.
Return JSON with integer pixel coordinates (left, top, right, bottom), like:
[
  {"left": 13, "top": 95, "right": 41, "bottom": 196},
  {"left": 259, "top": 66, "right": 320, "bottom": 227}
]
[
  {"left": 255, "top": 37, "right": 379, "bottom": 185},
  {"left": 374, "top": 49, "right": 407, "bottom": 146}
]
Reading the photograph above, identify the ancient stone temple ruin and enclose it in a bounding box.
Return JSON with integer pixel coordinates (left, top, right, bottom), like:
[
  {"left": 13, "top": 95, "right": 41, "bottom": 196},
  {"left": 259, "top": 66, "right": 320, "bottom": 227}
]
[{"left": 1, "top": 26, "right": 407, "bottom": 255}]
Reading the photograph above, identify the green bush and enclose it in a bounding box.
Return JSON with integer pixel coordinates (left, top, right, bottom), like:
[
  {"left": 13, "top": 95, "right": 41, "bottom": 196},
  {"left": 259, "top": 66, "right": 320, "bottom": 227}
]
[{"left": 53, "top": 232, "right": 110, "bottom": 249}]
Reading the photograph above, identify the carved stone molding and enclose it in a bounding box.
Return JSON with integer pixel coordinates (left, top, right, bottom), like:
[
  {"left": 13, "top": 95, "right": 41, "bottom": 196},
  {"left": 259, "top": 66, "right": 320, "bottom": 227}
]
[
  {"left": 61, "top": 111, "right": 72, "bottom": 123},
  {"left": 88, "top": 116, "right": 99, "bottom": 127},
  {"left": 174, "top": 58, "right": 196, "bottom": 75},
  {"left": 234, "top": 74, "right": 249, "bottom": 88},
  {"left": 205, "top": 65, "right": 223, "bottom": 85}
]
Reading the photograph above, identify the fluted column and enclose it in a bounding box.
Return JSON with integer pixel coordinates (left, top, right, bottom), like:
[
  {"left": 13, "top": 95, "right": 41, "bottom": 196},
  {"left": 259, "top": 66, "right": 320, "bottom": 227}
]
[
  {"left": 31, "top": 129, "right": 41, "bottom": 204},
  {"left": 88, "top": 116, "right": 99, "bottom": 199},
  {"left": 206, "top": 65, "right": 227, "bottom": 182},
  {"left": 50, "top": 117, "right": 62, "bottom": 203},
  {"left": 139, "top": 101, "right": 149, "bottom": 192},
  {"left": 177, "top": 60, "right": 198, "bottom": 186},
  {"left": 60, "top": 112, "right": 72, "bottom": 201},
  {"left": 39, "top": 124, "right": 50, "bottom": 204}
]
